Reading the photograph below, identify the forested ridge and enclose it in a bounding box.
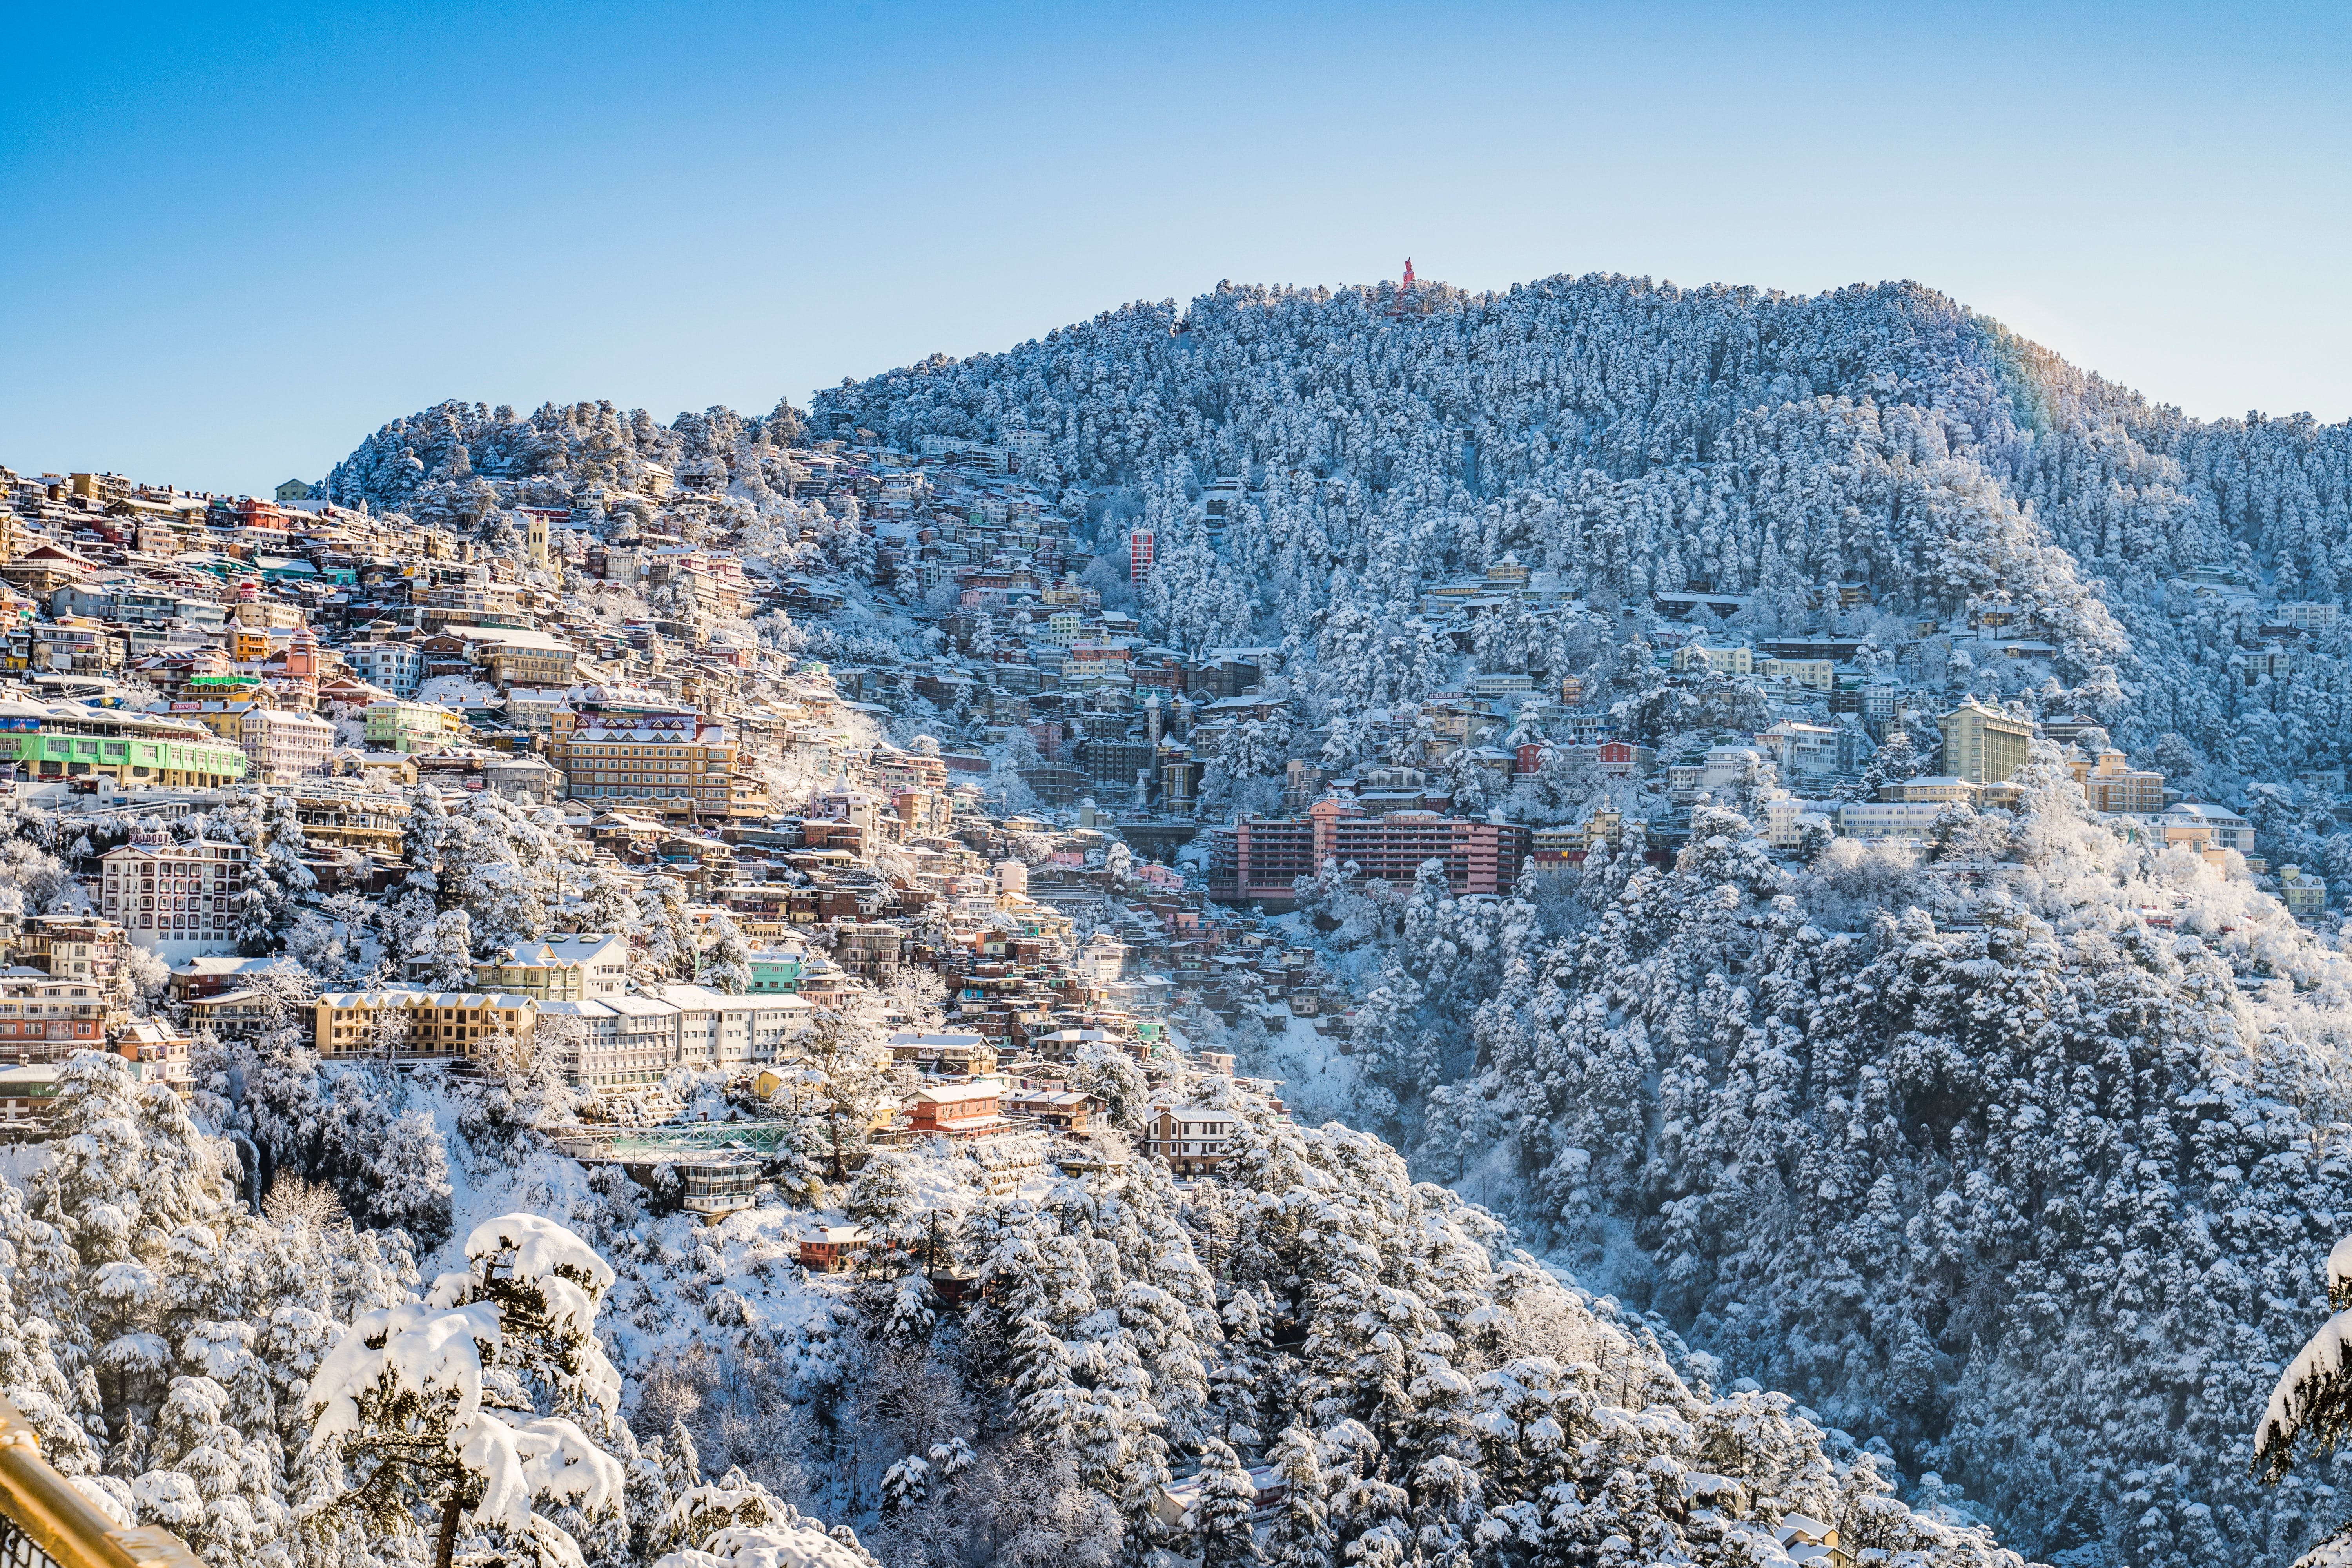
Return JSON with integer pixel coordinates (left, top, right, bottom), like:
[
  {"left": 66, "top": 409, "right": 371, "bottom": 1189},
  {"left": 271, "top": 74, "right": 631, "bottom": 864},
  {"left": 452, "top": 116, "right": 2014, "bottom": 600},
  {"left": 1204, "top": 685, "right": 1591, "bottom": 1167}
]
[
  {"left": 799, "top": 272, "right": 2352, "bottom": 1566},
  {"left": 316, "top": 269, "right": 2352, "bottom": 1566}
]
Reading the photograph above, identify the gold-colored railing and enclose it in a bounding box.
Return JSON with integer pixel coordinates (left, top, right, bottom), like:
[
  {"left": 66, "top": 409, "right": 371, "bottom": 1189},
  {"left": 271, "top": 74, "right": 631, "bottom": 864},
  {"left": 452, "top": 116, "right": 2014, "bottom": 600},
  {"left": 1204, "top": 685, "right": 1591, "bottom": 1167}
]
[{"left": 0, "top": 1400, "right": 203, "bottom": 1568}]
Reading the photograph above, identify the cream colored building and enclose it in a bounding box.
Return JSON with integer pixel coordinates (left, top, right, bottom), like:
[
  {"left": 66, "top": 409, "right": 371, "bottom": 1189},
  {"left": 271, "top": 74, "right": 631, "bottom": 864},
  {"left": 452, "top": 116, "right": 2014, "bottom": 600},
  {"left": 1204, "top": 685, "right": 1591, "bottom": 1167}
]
[{"left": 1937, "top": 699, "right": 2034, "bottom": 785}]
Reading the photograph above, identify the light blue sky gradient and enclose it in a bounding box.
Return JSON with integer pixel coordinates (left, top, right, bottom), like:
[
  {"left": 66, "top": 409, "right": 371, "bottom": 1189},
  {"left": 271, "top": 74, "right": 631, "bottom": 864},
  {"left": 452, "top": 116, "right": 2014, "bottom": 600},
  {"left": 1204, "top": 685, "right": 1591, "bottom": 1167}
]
[{"left": 4, "top": 1, "right": 2347, "bottom": 494}]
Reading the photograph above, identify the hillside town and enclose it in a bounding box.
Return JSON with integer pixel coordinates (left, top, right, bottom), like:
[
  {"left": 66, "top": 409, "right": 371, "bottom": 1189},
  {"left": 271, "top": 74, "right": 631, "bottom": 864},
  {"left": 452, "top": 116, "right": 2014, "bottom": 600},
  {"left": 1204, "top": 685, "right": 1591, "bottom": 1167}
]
[
  {"left": 0, "top": 436, "right": 2319, "bottom": 1188},
  {"left": 0, "top": 448, "right": 1350, "bottom": 1224}
]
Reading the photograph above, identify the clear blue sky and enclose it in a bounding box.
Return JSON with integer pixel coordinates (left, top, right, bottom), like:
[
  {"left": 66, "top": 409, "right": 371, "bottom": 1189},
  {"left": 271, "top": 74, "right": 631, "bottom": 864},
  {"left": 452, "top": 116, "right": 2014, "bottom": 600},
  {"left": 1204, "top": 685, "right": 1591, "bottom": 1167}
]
[{"left": 5, "top": 1, "right": 2347, "bottom": 494}]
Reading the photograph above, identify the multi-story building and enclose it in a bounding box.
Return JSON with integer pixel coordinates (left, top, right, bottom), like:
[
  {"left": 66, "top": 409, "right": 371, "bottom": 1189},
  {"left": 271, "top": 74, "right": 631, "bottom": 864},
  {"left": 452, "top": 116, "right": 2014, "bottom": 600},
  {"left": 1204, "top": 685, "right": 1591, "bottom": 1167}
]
[
  {"left": 1208, "top": 816, "right": 1318, "bottom": 906},
  {"left": 704, "top": 989, "right": 817, "bottom": 1068},
  {"left": 1, "top": 699, "right": 247, "bottom": 788},
  {"left": 288, "top": 787, "right": 408, "bottom": 857},
  {"left": 10, "top": 915, "right": 124, "bottom": 983},
  {"left": 748, "top": 949, "right": 804, "bottom": 992},
  {"left": 907, "top": 1077, "right": 1010, "bottom": 1137},
  {"left": 365, "top": 700, "right": 462, "bottom": 752},
  {"left": 550, "top": 710, "right": 751, "bottom": 822},
  {"left": 1938, "top": 698, "right": 2034, "bottom": 786},
  {"left": 1528, "top": 811, "right": 1624, "bottom": 867},
  {"left": 2080, "top": 748, "right": 2165, "bottom": 815},
  {"left": 114, "top": 1018, "right": 194, "bottom": 1093},
  {"left": 347, "top": 641, "right": 423, "bottom": 696},
  {"left": 2164, "top": 802, "right": 2254, "bottom": 855},
  {"left": 831, "top": 923, "right": 903, "bottom": 983},
  {"left": 189, "top": 987, "right": 276, "bottom": 1043},
  {"left": 1838, "top": 799, "right": 1954, "bottom": 842},
  {"left": 470, "top": 933, "right": 632, "bottom": 1000},
  {"left": 0, "top": 974, "right": 108, "bottom": 1064},
  {"left": 1759, "top": 657, "right": 1835, "bottom": 691},
  {"left": 2282, "top": 864, "right": 2329, "bottom": 916},
  {"left": 537, "top": 991, "right": 800, "bottom": 1086},
  {"left": 1758, "top": 720, "right": 1843, "bottom": 784},
  {"left": 1211, "top": 800, "right": 1530, "bottom": 904},
  {"left": 537, "top": 999, "right": 626, "bottom": 1085},
  {"left": 1671, "top": 644, "right": 1754, "bottom": 677},
  {"left": 98, "top": 838, "right": 250, "bottom": 958},
  {"left": 470, "top": 628, "right": 577, "bottom": 689},
  {"left": 503, "top": 688, "right": 570, "bottom": 735},
  {"left": 241, "top": 706, "right": 335, "bottom": 782},
  {"left": 310, "top": 989, "right": 539, "bottom": 1063},
  {"left": 636, "top": 983, "right": 810, "bottom": 1070},
  {"left": 1142, "top": 1102, "right": 1241, "bottom": 1174}
]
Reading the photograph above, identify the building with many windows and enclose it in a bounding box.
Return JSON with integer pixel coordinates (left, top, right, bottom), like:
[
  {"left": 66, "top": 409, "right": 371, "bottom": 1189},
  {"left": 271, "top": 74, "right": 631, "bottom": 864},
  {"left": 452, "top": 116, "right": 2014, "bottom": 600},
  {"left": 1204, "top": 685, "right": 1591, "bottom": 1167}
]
[
  {"left": 1208, "top": 799, "right": 1530, "bottom": 906},
  {"left": 365, "top": 699, "right": 462, "bottom": 753},
  {"left": 1938, "top": 698, "right": 2035, "bottom": 785},
  {"left": 0, "top": 974, "right": 107, "bottom": 1063},
  {"left": 98, "top": 838, "right": 250, "bottom": 958},
  {"left": 1671, "top": 644, "right": 1754, "bottom": 677},
  {"left": 1142, "top": 1102, "right": 1241, "bottom": 1174},
  {"left": 241, "top": 706, "right": 335, "bottom": 782},
  {"left": 748, "top": 948, "right": 804, "bottom": 992},
  {"left": 0, "top": 699, "right": 246, "bottom": 788},
  {"left": 469, "top": 934, "right": 632, "bottom": 1000},
  {"left": 310, "top": 990, "right": 539, "bottom": 1063},
  {"left": 2078, "top": 748, "right": 2166, "bottom": 815},
  {"left": 550, "top": 710, "right": 760, "bottom": 822},
  {"left": 468, "top": 628, "right": 578, "bottom": 690},
  {"left": 1206, "top": 816, "right": 1317, "bottom": 907},
  {"left": 347, "top": 641, "right": 423, "bottom": 695}
]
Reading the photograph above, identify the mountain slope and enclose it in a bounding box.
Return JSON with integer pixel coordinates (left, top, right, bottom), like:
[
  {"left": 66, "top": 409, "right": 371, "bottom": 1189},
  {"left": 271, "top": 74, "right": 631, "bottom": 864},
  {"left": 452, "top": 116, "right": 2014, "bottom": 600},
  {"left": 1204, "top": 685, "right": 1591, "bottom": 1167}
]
[{"left": 323, "top": 269, "right": 2352, "bottom": 1567}]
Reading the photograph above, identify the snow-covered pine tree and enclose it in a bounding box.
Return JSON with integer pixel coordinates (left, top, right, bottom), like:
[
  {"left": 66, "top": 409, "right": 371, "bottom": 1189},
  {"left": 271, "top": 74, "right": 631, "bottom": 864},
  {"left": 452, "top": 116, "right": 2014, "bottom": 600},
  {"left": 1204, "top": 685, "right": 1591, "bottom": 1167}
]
[{"left": 302, "top": 1213, "right": 627, "bottom": 1568}]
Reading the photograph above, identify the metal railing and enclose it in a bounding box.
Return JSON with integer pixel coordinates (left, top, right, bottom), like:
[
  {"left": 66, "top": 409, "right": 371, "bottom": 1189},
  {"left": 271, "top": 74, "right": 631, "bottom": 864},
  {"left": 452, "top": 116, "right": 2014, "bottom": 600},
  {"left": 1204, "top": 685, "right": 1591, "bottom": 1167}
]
[{"left": 0, "top": 1400, "right": 203, "bottom": 1568}]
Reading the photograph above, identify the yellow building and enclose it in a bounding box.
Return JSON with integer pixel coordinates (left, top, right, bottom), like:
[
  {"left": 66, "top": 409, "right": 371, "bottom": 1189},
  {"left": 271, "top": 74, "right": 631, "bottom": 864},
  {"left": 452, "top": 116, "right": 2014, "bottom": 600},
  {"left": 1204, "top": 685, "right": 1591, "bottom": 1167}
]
[
  {"left": 1937, "top": 698, "right": 2034, "bottom": 785},
  {"left": 312, "top": 989, "right": 538, "bottom": 1062},
  {"left": 551, "top": 711, "right": 760, "bottom": 822}
]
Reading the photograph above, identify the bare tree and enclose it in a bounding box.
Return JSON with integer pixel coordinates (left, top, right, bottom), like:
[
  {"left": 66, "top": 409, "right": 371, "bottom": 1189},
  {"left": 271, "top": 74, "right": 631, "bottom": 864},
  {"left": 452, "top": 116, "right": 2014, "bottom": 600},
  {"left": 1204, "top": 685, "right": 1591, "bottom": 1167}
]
[{"left": 261, "top": 1172, "right": 348, "bottom": 1230}]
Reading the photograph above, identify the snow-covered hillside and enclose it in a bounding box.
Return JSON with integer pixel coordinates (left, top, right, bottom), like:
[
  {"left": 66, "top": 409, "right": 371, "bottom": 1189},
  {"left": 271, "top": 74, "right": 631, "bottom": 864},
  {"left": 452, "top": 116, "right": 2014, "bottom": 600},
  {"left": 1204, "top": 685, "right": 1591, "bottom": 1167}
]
[{"left": 295, "top": 267, "right": 2352, "bottom": 1568}]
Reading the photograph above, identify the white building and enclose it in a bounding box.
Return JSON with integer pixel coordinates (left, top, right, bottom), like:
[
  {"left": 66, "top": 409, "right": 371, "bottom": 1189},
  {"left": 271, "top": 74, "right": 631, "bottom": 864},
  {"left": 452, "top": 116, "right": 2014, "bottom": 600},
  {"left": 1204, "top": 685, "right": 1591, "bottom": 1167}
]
[
  {"left": 604, "top": 995, "right": 684, "bottom": 1081},
  {"left": 650, "top": 983, "right": 815, "bottom": 1069},
  {"left": 347, "top": 641, "right": 422, "bottom": 696},
  {"left": 1838, "top": 799, "right": 1952, "bottom": 842},
  {"left": 240, "top": 707, "right": 334, "bottom": 783},
  {"left": 1700, "top": 745, "right": 1772, "bottom": 791},
  {"left": 2165, "top": 802, "right": 2254, "bottom": 855},
  {"left": 504, "top": 688, "right": 571, "bottom": 733},
  {"left": 1758, "top": 791, "right": 1833, "bottom": 849},
  {"left": 1757, "top": 721, "right": 1842, "bottom": 783},
  {"left": 98, "top": 839, "right": 251, "bottom": 959}
]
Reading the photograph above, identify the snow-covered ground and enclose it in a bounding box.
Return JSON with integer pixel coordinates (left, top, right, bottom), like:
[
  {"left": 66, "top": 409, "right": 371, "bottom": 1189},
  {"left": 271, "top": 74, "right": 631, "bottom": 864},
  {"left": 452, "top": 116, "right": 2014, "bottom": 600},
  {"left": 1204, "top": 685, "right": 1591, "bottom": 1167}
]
[{"left": 1244, "top": 1011, "right": 1366, "bottom": 1131}]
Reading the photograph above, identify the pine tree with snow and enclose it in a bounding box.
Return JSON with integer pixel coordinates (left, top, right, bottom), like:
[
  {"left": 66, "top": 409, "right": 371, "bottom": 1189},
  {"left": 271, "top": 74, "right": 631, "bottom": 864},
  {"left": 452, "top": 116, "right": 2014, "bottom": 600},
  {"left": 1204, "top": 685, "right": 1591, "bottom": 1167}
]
[
  {"left": 1263, "top": 1426, "right": 1332, "bottom": 1568},
  {"left": 1191, "top": 1437, "right": 1262, "bottom": 1568},
  {"left": 699, "top": 911, "right": 754, "bottom": 994},
  {"left": 302, "top": 1214, "right": 627, "bottom": 1568}
]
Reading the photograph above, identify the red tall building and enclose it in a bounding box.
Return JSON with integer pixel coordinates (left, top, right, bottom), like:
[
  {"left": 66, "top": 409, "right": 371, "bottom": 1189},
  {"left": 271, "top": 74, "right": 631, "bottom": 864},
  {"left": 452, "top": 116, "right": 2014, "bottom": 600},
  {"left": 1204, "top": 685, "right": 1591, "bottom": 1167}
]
[
  {"left": 1129, "top": 531, "right": 1155, "bottom": 582},
  {"left": 1210, "top": 799, "right": 1530, "bottom": 908}
]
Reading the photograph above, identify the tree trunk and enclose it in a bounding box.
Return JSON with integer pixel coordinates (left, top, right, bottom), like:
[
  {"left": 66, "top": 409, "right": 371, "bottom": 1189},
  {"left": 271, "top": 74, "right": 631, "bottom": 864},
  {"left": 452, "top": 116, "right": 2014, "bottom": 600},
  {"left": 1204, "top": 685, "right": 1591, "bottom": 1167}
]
[{"left": 435, "top": 1491, "right": 463, "bottom": 1568}]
